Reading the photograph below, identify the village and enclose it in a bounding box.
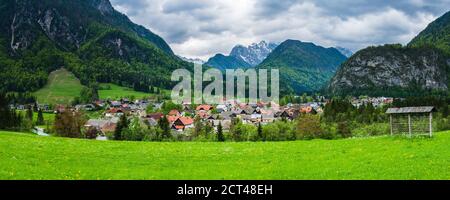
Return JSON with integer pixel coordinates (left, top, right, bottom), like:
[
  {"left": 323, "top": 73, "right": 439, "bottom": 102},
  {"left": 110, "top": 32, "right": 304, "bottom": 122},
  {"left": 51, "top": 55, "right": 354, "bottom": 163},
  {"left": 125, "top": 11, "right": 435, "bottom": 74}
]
[
  {"left": 7, "top": 94, "right": 397, "bottom": 141},
  {"left": 48, "top": 96, "right": 394, "bottom": 140}
]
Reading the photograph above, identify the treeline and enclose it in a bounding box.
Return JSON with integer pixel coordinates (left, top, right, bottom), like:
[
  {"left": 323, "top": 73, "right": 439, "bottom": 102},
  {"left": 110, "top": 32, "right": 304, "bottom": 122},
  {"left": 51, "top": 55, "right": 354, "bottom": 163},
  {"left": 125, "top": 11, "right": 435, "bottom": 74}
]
[
  {"left": 392, "top": 96, "right": 450, "bottom": 131},
  {"left": 323, "top": 98, "right": 387, "bottom": 123},
  {"left": 393, "top": 96, "right": 449, "bottom": 117},
  {"left": 0, "top": 93, "right": 44, "bottom": 131},
  {"left": 0, "top": 29, "right": 192, "bottom": 95},
  {"left": 279, "top": 93, "right": 324, "bottom": 106},
  {"left": 0, "top": 36, "right": 65, "bottom": 92}
]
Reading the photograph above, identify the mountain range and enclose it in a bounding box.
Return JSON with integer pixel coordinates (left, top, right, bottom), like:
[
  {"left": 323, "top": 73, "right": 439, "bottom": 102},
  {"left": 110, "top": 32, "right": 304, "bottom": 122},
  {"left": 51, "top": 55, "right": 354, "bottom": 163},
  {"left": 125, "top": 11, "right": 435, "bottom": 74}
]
[
  {"left": 0, "top": 0, "right": 448, "bottom": 98},
  {"left": 205, "top": 41, "right": 278, "bottom": 70},
  {"left": 204, "top": 40, "right": 348, "bottom": 94},
  {"left": 230, "top": 41, "right": 279, "bottom": 66},
  {"left": 257, "top": 40, "right": 348, "bottom": 94},
  {"left": 178, "top": 56, "right": 205, "bottom": 65}
]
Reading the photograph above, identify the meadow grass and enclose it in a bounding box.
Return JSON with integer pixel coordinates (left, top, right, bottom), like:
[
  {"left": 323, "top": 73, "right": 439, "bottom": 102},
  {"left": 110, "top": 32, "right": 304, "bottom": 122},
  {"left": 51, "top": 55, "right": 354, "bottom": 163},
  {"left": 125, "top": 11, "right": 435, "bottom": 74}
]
[
  {"left": 33, "top": 69, "right": 163, "bottom": 104},
  {"left": 18, "top": 111, "right": 55, "bottom": 123},
  {"left": 0, "top": 130, "right": 449, "bottom": 180},
  {"left": 33, "top": 69, "right": 85, "bottom": 105},
  {"left": 98, "top": 83, "right": 154, "bottom": 100}
]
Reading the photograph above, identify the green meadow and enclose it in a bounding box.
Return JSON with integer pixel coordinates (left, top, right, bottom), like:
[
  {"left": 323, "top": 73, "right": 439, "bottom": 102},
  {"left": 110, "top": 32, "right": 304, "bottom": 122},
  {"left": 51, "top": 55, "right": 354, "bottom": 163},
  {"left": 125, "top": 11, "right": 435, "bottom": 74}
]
[
  {"left": 98, "top": 83, "right": 154, "bottom": 100},
  {"left": 33, "top": 69, "right": 162, "bottom": 104},
  {"left": 33, "top": 69, "right": 85, "bottom": 105},
  {"left": 0, "top": 131, "right": 449, "bottom": 180}
]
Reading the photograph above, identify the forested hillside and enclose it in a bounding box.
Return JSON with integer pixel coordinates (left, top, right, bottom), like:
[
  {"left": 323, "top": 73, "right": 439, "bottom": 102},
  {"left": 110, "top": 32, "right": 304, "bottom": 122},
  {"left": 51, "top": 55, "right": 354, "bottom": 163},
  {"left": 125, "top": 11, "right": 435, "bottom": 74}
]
[{"left": 0, "top": 0, "right": 192, "bottom": 93}]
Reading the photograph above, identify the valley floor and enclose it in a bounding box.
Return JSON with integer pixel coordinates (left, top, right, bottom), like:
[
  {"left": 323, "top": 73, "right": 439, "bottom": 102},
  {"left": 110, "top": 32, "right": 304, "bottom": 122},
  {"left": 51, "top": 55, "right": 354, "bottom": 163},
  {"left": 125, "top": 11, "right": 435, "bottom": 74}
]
[{"left": 0, "top": 131, "right": 449, "bottom": 180}]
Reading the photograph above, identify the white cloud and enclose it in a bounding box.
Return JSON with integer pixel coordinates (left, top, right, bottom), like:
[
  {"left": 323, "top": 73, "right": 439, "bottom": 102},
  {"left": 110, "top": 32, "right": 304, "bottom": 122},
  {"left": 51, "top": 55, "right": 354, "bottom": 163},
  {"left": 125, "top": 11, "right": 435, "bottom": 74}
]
[{"left": 110, "top": 0, "right": 448, "bottom": 60}]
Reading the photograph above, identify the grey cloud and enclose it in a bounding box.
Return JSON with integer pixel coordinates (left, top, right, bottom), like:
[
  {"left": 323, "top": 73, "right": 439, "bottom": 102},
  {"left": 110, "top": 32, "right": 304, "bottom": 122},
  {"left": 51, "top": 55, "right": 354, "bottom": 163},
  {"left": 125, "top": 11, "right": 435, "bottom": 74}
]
[
  {"left": 254, "top": 0, "right": 450, "bottom": 18},
  {"left": 109, "top": 0, "right": 449, "bottom": 59},
  {"left": 162, "top": 0, "right": 211, "bottom": 14}
]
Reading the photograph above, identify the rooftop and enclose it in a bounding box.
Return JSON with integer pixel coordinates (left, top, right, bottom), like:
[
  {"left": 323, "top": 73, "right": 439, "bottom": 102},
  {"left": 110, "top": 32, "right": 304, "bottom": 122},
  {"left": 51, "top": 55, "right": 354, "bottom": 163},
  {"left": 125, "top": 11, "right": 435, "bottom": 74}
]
[{"left": 386, "top": 106, "right": 435, "bottom": 114}]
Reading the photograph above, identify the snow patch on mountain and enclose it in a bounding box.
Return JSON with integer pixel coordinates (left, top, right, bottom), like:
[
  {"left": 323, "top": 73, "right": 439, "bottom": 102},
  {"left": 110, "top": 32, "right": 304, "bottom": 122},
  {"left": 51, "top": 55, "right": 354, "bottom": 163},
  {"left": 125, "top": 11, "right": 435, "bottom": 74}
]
[{"left": 229, "top": 41, "right": 278, "bottom": 66}]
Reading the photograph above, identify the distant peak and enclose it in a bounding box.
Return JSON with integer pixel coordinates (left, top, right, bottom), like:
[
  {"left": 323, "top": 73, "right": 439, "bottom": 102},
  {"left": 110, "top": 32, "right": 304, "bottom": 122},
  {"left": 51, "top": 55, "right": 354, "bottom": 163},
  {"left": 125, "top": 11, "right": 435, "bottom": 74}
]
[
  {"left": 91, "top": 0, "right": 114, "bottom": 15},
  {"left": 228, "top": 40, "right": 279, "bottom": 66}
]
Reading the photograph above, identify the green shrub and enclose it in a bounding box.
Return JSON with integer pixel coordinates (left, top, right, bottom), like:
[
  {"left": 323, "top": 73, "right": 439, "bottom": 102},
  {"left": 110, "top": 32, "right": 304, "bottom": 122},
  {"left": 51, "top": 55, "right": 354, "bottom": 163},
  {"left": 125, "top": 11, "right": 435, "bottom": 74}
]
[
  {"left": 352, "top": 123, "right": 389, "bottom": 137},
  {"left": 296, "top": 114, "right": 324, "bottom": 140},
  {"left": 337, "top": 121, "right": 352, "bottom": 138},
  {"left": 435, "top": 117, "right": 450, "bottom": 131}
]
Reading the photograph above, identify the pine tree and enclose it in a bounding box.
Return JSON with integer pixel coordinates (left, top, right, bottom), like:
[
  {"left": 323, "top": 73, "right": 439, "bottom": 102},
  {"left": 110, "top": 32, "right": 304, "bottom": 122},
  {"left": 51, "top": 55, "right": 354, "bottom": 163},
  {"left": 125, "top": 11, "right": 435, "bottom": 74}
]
[
  {"left": 33, "top": 102, "right": 38, "bottom": 112},
  {"left": 114, "top": 114, "right": 128, "bottom": 140},
  {"left": 26, "top": 105, "right": 33, "bottom": 120},
  {"left": 217, "top": 122, "right": 225, "bottom": 142},
  {"left": 441, "top": 103, "right": 449, "bottom": 118},
  {"left": 158, "top": 115, "right": 171, "bottom": 139},
  {"left": 257, "top": 122, "right": 263, "bottom": 141},
  {"left": 37, "top": 109, "right": 45, "bottom": 125}
]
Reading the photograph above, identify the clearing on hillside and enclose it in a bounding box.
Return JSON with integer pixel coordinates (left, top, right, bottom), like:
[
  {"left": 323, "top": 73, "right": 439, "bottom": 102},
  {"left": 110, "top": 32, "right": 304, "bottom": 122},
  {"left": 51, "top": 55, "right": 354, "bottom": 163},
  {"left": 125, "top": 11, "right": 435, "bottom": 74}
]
[
  {"left": 0, "top": 131, "right": 449, "bottom": 180},
  {"left": 33, "top": 69, "right": 85, "bottom": 105}
]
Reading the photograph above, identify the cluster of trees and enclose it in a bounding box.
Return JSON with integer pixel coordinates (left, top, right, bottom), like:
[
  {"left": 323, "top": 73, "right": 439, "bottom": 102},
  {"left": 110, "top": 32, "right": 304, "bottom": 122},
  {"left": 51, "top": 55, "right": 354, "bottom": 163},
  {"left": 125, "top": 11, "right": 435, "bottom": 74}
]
[
  {"left": 0, "top": 93, "right": 46, "bottom": 131},
  {"left": 0, "top": 93, "right": 24, "bottom": 130},
  {"left": 53, "top": 110, "right": 87, "bottom": 138},
  {"left": 323, "top": 98, "right": 387, "bottom": 123},
  {"left": 111, "top": 114, "right": 173, "bottom": 142},
  {"left": 71, "top": 83, "right": 99, "bottom": 105},
  {"left": 189, "top": 116, "right": 215, "bottom": 141},
  {"left": 393, "top": 96, "right": 450, "bottom": 131},
  {"left": 393, "top": 96, "right": 449, "bottom": 117},
  {"left": 279, "top": 93, "right": 324, "bottom": 106},
  {"left": 0, "top": 35, "right": 66, "bottom": 92},
  {"left": 4, "top": 93, "right": 36, "bottom": 105}
]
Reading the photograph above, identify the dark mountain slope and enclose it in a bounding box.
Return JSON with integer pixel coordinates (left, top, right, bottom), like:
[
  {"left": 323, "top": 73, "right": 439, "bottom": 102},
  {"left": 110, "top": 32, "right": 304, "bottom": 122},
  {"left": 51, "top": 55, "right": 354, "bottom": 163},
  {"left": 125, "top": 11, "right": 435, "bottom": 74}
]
[
  {"left": 205, "top": 54, "right": 252, "bottom": 71},
  {"left": 0, "top": 0, "right": 190, "bottom": 93},
  {"left": 257, "top": 39, "right": 347, "bottom": 94},
  {"left": 409, "top": 11, "right": 450, "bottom": 56},
  {"left": 327, "top": 44, "right": 449, "bottom": 97},
  {"left": 327, "top": 10, "right": 450, "bottom": 97}
]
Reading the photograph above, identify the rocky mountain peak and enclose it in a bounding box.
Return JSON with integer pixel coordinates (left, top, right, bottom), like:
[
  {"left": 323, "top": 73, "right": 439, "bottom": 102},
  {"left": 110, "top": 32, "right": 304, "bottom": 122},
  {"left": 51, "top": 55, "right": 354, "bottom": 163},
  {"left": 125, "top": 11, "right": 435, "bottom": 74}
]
[
  {"left": 327, "top": 45, "right": 449, "bottom": 96},
  {"left": 229, "top": 40, "right": 278, "bottom": 66},
  {"left": 91, "top": 0, "right": 114, "bottom": 15}
]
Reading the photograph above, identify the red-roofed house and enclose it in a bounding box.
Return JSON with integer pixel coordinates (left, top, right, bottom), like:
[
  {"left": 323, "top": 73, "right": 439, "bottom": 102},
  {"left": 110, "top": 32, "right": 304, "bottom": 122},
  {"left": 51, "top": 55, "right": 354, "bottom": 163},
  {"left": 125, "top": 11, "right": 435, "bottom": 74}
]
[
  {"left": 196, "top": 104, "right": 213, "bottom": 111},
  {"left": 172, "top": 117, "right": 194, "bottom": 131},
  {"left": 196, "top": 110, "right": 210, "bottom": 119},
  {"left": 147, "top": 113, "right": 164, "bottom": 121},
  {"left": 167, "top": 115, "right": 179, "bottom": 124}
]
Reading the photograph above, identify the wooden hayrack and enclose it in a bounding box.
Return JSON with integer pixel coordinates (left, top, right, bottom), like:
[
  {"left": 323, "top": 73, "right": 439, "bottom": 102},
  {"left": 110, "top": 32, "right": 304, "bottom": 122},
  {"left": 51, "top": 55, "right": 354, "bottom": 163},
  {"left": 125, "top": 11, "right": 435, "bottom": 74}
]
[{"left": 386, "top": 106, "right": 435, "bottom": 137}]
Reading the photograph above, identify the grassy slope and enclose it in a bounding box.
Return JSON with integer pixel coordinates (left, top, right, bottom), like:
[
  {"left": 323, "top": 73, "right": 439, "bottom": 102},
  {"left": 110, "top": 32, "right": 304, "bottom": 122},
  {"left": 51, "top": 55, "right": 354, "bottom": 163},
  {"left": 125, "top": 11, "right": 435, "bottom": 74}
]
[
  {"left": 33, "top": 69, "right": 161, "bottom": 104},
  {"left": 33, "top": 69, "right": 85, "bottom": 105},
  {"left": 0, "top": 131, "right": 449, "bottom": 180}
]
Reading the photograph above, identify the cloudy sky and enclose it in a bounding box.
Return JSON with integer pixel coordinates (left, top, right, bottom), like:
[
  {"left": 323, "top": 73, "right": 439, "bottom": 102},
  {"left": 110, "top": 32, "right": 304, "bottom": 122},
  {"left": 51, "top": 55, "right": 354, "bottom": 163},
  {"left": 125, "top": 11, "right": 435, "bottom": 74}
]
[{"left": 110, "top": 0, "right": 450, "bottom": 60}]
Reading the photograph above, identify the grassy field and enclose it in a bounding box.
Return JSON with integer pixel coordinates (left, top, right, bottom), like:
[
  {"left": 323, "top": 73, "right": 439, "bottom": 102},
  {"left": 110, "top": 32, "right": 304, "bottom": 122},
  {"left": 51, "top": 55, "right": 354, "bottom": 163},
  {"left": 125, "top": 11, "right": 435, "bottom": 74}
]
[
  {"left": 98, "top": 83, "right": 154, "bottom": 100},
  {"left": 34, "top": 69, "right": 85, "bottom": 105},
  {"left": 0, "top": 131, "right": 449, "bottom": 180},
  {"left": 18, "top": 111, "right": 55, "bottom": 123},
  {"left": 33, "top": 69, "right": 165, "bottom": 104}
]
